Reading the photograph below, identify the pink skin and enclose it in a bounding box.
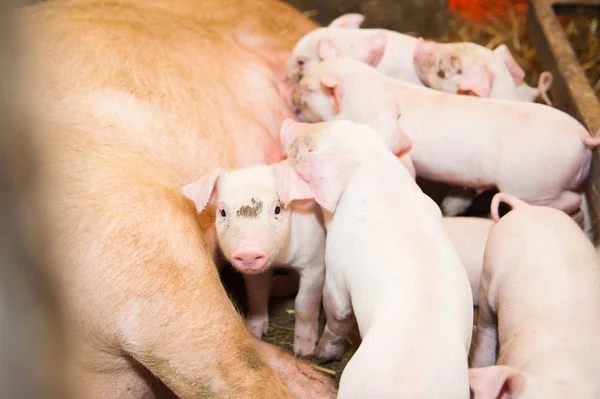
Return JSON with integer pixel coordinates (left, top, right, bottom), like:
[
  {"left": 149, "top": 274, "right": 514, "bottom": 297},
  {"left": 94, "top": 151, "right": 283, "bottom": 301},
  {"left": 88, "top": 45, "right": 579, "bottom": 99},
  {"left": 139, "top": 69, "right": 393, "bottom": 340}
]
[
  {"left": 287, "top": 13, "right": 423, "bottom": 89},
  {"left": 442, "top": 217, "right": 494, "bottom": 307},
  {"left": 470, "top": 192, "right": 600, "bottom": 398},
  {"left": 183, "top": 162, "right": 326, "bottom": 358},
  {"left": 280, "top": 119, "right": 473, "bottom": 398},
  {"left": 413, "top": 38, "right": 554, "bottom": 105},
  {"left": 291, "top": 56, "right": 600, "bottom": 225},
  {"left": 231, "top": 248, "right": 268, "bottom": 271},
  {"left": 23, "top": 0, "right": 341, "bottom": 397}
]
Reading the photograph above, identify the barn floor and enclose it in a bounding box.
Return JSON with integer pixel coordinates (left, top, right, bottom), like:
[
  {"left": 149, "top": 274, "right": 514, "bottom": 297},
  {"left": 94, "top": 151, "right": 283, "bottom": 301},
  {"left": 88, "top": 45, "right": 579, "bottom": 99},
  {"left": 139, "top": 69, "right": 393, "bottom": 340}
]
[{"left": 221, "top": 266, "right": 480, "bottom": 385}]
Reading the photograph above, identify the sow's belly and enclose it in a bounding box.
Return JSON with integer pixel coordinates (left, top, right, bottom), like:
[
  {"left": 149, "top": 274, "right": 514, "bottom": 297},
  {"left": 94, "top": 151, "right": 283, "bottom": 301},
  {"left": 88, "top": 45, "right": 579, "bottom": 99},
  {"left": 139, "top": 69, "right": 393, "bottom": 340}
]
[{"left": 25, "top": 0, "right": 317, "bottom": 184}]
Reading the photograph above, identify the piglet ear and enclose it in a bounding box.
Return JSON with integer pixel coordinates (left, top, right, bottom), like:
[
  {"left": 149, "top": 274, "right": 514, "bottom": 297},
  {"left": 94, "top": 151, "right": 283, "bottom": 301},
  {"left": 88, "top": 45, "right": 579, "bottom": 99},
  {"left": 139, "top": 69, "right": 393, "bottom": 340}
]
[
  {"left": 371, "top": 101, "right": 413, "bottom": 157},
  {"left": 413, "top": 37, "right": 425, "bottom": 57},
  {"left": 413, "top": 37, "right": 437, "bottom": 72},
  {"left": 295, "top": 147, "right": 356, "bottom": 213},
  {"left": 317, "top": 38, "right": 341, "bottom": 61},
  {"left": 181, "top": 168, "right": 223, "bottom": 213},
  {"left": 320, "top": 73, "right": 343, "bottom": 115},
  {"left": 469, "top": 366, "right": 526, "bottom": 399},
  {"left": 358, "top": 32, "right": 387, "bottom": 67},
  {"left": 328, "top": 13, "right": 365, "bottom": 29},
  {"left": 273, "top": 160, "right": 314, "bottom": 206},
  {"left": 494, "top": 44, "right": 525, "bottom": 83},
  {"left": 457, "top": 65, "right": 494, "bottom": 98}
]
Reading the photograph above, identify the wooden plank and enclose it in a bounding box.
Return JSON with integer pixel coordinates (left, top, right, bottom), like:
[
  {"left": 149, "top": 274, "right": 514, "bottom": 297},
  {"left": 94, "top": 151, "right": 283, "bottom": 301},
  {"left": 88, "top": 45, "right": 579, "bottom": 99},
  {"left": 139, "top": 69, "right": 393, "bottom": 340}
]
[{"left": 527, "top": 0, "right": 600, "bottom": 243}]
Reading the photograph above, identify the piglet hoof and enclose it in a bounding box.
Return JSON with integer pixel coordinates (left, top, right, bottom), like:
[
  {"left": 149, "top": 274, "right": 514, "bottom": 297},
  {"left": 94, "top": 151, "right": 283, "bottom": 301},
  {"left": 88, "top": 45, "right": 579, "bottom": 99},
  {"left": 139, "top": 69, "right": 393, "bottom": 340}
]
[
  {"left": 246, "top": 315, "right": 269, "bottom": 338},
  {"left": 293, "top": 333, "right": 317, "bottom": 359},
  {"left": 314, "top": 340, "right": 344, "bottom": 364}
]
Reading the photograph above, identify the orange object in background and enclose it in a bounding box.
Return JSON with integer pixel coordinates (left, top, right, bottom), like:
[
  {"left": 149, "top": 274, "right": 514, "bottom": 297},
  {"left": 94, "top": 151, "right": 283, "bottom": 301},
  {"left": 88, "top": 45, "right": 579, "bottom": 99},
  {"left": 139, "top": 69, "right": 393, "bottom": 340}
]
[{"left": 447, "top": 0, "right": 529, "bottom": 23}]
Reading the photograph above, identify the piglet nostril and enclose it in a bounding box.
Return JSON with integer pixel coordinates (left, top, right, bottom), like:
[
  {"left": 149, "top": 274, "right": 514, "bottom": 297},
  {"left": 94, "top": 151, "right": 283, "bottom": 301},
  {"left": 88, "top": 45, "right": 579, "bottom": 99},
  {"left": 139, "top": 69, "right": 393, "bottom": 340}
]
[{"left": 230, "top": 248, "right": 269, "bottom": 272}]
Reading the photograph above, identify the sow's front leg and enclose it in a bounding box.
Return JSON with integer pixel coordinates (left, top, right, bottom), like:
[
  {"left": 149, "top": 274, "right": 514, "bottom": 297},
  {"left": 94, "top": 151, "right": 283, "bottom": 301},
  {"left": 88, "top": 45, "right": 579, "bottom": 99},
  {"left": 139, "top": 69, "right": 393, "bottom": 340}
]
[{"left": 56, "top": 175, "right": 335, "bottom": 399}]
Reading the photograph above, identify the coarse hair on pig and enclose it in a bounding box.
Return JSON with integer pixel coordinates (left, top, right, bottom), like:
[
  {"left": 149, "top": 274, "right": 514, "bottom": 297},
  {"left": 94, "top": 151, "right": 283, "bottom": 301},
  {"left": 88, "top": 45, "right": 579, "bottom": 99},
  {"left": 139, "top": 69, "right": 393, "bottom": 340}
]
[{"left": 182, "top": 162, "right": 315, "bottom": 274}]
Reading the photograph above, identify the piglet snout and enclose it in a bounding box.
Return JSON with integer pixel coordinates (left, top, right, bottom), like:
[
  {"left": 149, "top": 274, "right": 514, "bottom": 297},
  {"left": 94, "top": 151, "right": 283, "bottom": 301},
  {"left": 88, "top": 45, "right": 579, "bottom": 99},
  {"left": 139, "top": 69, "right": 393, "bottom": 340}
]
[{"left": 231, "top": 248, "right": 269, "bottom": 272}]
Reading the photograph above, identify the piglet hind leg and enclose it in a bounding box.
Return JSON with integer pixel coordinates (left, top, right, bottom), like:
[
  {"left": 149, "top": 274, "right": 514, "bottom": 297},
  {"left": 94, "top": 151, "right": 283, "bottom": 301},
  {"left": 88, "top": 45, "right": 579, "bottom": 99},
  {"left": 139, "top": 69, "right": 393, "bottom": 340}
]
[
  {"left": 244, "top": 270, "right": 273, "bottom": 338},
  {"left": 315, "top": 285, "right": 354, "bottom": 363},
  {"left": 293, "top": 265, "right": 325, "bottom": 358},
  {"left": 470, "top": 286, "right": 499, "bottom": 368}
]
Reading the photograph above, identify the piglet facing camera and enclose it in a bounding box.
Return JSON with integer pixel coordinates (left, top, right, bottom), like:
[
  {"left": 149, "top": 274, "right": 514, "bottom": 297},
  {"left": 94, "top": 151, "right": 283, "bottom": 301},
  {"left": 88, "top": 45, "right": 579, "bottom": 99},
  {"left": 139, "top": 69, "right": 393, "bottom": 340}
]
[{"left": 182, "top": 162, "right": 326, "bottom": 358}]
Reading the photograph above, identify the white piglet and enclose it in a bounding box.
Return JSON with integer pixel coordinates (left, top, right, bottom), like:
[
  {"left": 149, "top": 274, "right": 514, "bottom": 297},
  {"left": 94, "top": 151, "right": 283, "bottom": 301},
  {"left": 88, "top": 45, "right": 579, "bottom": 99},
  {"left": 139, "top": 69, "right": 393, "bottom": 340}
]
[
  {"left": 289, "top": 13, "right": 551, "bottom": 105},
  {"left": 279, "top": 118, "right": 473, "bottom": 398},
  {"left": 182, "top": 162, "right": 326, "bottom": 358},
  {"left": 288, "top": 13, "right": 423, "bottom": 86},
  {"left": 291, "top": 56, "right": 600, "bottom": 222},
  {"left": 470, "top": 192, "right": 600, "bottom": 398},
  {"left": 413, "top": 38, "right": 553, "bottom": 104},
  {"left": 442, "top": 217, "right": 494, "bottom": 306}
]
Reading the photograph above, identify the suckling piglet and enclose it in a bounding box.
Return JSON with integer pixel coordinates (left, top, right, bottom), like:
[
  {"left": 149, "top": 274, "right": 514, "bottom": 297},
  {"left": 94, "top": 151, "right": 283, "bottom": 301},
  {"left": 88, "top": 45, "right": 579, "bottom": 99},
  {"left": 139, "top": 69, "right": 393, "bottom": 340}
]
[
  {"left": 288, "top": 13, "right": 423, "bottom": 86},
  {"left": 288, "top": 13, "right": 550, "bottom": 105},
  {"left": 279, "top": 118, "right": 473, "bottom": 398},
  {"left": 291, "top": 56, "right": 600, "bottom": 222},
  {"left": 470, "top": 192, "right": 600, "bottom": 399},
  {"left": 442, "top": 217, "right": 494, "bottom": 306},
  {"left": 182, "top": 162, "right": 326, "bottom": 357},
  {"left": 413, "top": 38, "right": 553, "bottom": 104}
]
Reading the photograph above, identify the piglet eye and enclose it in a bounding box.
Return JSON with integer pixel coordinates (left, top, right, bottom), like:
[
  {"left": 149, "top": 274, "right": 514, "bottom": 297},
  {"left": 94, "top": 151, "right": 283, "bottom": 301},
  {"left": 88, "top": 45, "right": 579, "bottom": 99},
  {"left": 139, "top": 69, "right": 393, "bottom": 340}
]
[
  {"left": 220, "top": 209, "right": 227, "bottom": 217},
  {"left": 298, "top": 59, "right": 305, "bottom": 66},
  {"left": 274, "top": 206, "right": 282, "bottom": 215}
]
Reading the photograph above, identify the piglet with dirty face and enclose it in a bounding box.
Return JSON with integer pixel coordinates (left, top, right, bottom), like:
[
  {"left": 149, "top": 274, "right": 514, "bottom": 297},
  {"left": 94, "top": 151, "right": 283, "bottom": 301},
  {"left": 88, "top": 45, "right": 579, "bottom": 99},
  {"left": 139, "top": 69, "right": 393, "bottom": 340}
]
[
  {"left": 279, "top": 118, "right": 473, "bottom": 398},
  {"left": 413, "top": 38, "right": 553, "bottom": 104},
  {"left": 291, "top": 56, "right": 600, "bottom": 223},
  {"left": 183, "top": 162, "right": 325, "bottom": 358},
  {"left": 469, "top": 192, "right": 600, "bottom": 399}
]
